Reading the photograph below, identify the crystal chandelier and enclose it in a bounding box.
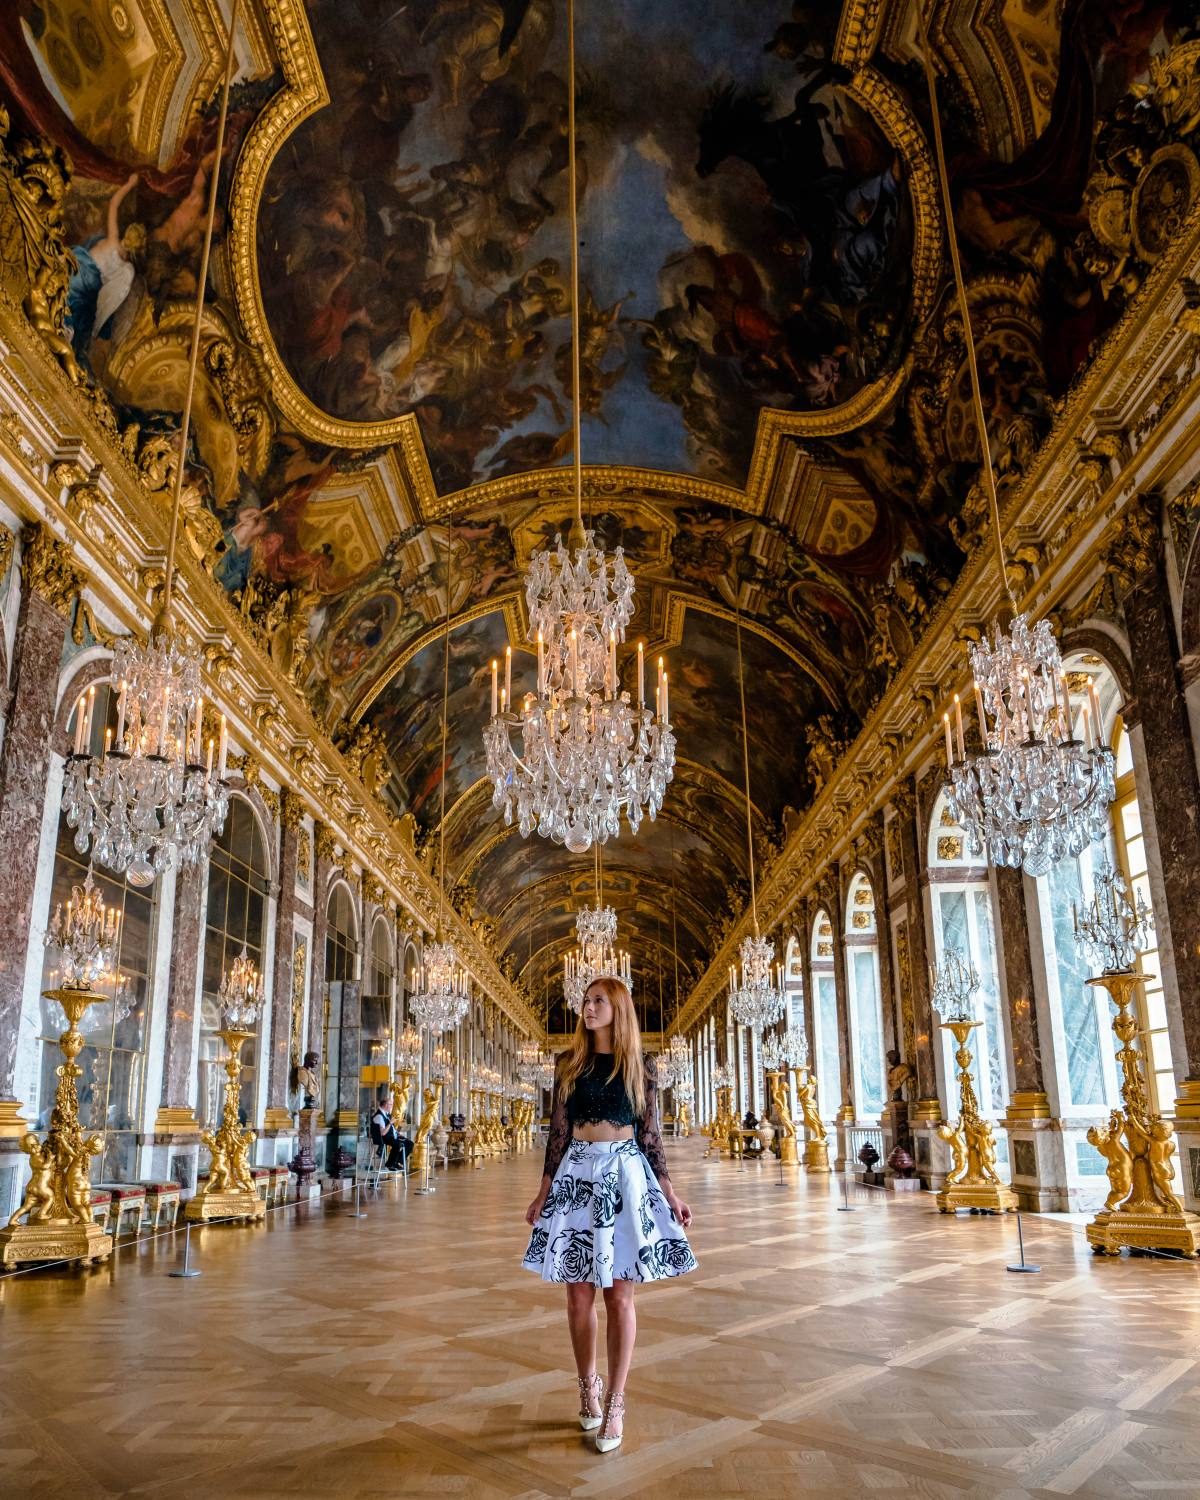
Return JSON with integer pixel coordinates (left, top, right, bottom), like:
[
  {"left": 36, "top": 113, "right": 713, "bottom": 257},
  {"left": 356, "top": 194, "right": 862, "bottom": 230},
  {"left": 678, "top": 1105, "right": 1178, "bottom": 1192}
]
[
  {"left": 666, "top": 1033, "right": 691, "bottom": 1081},
  {"left": 62, "top": 636, "right": 231, "bottom": 888},
  {"left": 563, "top": 901, "right": 633, "bottom": 1014},
  {"left": 61, "top": 35, "right": 241, "bottom": 888},
  {"left": 728, "top": 933, "right": 786, "bottom": 1028},
  {"left": 410, "top": 940, "right": 470, "bottom": 1035},
  {"left": 713, "top": 1062, "right": 735, "bottom": 1090},
  {"left": 537, "top": 1052, "right": 556, "bottom": 1090},
  {"left": 44, "top": 867, "right": 121, "bottom": 989},
  {"left": 929, "top": 948, "right": 979, "bottom": 1024},
  {"left": 762, "top": 1027, "right": 809, "bottom": 1072},
  {"left": 916, "top": 12, "right": 1114, "bottom": 878},
  {"left": 396, "top": 1024, "right": 422, "bottom": 1070},
  {"left": 944, "top": 626, "right": 1115, "bottom": 877},
  {"left": 481, "top": 0, "right": 675, "bottom": 855},
  {"left": 428, "top": 1043, "right": 452, "bottom": 1082},
  {"left": 218, "top": 945, "right": 263, "bottom": 1030},
  {"left": 1073, "top": 856, "right": 1153, "bottom": 975}
]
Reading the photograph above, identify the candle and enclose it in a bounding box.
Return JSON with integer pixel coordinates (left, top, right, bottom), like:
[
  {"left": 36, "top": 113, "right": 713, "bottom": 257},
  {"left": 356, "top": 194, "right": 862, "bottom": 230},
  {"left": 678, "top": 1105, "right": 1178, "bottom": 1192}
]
[
  {"left": 537, "top": 630, "right": 544, "bottom": 697},
  {"left": 662, "top": 669, "right": 669, "bottom": 724},
  {"left": 115, "top": 680, "right": 127, "bottom": 750},
  {"left": 943, "top": 711, "right": 953, "bottom": 765},
  {"left": 206, "top": 737, "right": 214, "bottom": 775},
  {"left": 1087, "top": 676, "right": 1102, "bottom": 746},
  {"left": 637, "top": 641, "right": 645, "bottom": 709},
  {"left": 500, "top": 687, "right": 507, "bottom": 713},
  {"left": 218, "top": 713, "right": 228, "bottom": 778},
  {"left": 973, "top": 682, "right": 986, "bottom": 742},
  {"left": 193, "top": 694, "right": 203, "bottom": 761},
  {"left": 504, "top": 645, "right": 512, "bottom": 707},
  {"left": 104, "top": 726, "right": 112, "bottom": 760},
  {"left": 490, "top": 659, "right": 498, "bottom": 717},
  {"left": 1081, "top": 702, "right": 1092, "bottom": 750},
  {"left": 73, "top": 694, "right": 86, "bottom": 754},
  {"left": 84, "top": 685, "right": 96, "bottom": 752},
  {"left": 953, "top": 693, "right": 964, "bottom": 760}
]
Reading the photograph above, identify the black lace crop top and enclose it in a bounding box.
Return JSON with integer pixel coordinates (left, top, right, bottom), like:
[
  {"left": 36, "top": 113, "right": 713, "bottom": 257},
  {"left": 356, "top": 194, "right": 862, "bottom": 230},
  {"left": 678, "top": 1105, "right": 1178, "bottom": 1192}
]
[{"left": 541, "top": 1052, "right": 670, "bottom": 1183}]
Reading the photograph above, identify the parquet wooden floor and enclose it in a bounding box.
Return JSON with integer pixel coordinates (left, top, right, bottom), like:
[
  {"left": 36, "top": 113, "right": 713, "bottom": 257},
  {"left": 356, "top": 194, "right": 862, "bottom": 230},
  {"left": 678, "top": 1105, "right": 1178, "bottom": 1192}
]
[{"left": 2, "top": 1142, "right": 1199, "bottom": 1499}]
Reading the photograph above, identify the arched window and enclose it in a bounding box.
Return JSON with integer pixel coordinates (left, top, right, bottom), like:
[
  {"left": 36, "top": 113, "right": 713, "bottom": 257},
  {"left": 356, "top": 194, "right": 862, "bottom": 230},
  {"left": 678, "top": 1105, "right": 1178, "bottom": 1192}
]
[
  {"left": 927, "top": 788, "right": 1008, "bottom": 1125},
  {"left": 322, "top": 880, "right": 359, "bottom": 1123},
  {"left": 1111, "top": 720, "right": 1175, "bottom": 1115},
  {"left": 37, "top": 682, "right": 158, "bottom": 1181},
  {"left": 199, "top": 796, "right": 270, "bottom": 1130},
  {"left": 810, "top": 909, "right": 839, "bottom": 1122},
  {"left": 844, "top": 874, "right": 886, "bottom": 1117}
]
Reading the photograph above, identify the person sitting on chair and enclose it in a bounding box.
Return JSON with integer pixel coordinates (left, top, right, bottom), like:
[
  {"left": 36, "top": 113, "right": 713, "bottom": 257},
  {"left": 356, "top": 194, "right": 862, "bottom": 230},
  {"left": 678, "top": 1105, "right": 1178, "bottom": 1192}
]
[{"left": 370, "top": 1089, "right": 412, "bottom": 1172}]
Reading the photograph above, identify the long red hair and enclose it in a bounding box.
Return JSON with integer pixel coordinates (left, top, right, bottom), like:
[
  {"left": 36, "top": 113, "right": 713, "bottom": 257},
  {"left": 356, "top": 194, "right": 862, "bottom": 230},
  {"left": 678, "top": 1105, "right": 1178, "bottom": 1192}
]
[{"left": 557, "top": 976, "right": 645, "bottom": 1114}]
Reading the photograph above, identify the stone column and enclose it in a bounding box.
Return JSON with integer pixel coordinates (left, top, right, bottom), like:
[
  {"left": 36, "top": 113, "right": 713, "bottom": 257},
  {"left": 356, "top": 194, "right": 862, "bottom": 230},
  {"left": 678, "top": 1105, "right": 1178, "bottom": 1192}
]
[
  {"left": 1123, "top": 554, "right": 1200, "bottom": 1206},
  {"left": 155, "top": 856, "right": 206, "bottom": 1131},
  {"left": 306, "top": 824, "right": 335, "bottom": 1061},
  {"left": 993, "top": 867, "right": 1064, "bottom": 1210},
  {"left": 0, "top": 526, "right": 81, "bottom": 1135},
  {"left": 261, "top": 791, "right": 303, "bottom": 1140},
  {"left": 829, "top": 872, "right": 854, "bottom": 1169}
]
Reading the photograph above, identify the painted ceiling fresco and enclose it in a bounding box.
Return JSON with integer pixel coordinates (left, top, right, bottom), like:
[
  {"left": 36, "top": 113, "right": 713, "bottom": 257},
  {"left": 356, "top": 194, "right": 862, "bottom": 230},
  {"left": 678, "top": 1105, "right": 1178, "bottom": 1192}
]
[
  {"left": 5, "top": 0, "right": 1200, "bottom": 1025},
  {"left": 257, "top": 0, "right": 912, "bottom": 491}
]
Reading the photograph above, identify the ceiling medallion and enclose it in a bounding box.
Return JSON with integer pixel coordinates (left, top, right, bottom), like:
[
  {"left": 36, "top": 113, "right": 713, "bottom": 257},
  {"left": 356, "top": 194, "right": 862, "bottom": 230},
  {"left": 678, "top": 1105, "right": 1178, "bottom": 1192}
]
[
  {"left": 61, "top": 18, "right": 242, "bottom": 887},
  {"left": 917, "top": 11, "right": 1114, "bottom": 876},
  {"left": 480, "top": 0, "right": 674, "bottom": 854}
]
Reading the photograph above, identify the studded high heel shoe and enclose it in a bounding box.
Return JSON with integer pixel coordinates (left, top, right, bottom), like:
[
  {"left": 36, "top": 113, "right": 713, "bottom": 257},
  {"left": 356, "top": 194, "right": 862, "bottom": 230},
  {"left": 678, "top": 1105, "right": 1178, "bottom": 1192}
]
[
  {"left": 577, "top": 1371, "right": 604, "bottom": 1431},
  {"left": 594, "top": 1391, "right": 625, "bottom": 1453}
]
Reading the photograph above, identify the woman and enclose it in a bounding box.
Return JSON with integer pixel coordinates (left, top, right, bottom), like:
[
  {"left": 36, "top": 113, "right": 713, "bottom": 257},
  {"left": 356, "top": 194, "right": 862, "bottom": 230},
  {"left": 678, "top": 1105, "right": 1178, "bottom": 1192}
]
[{"left": 523, "top": 976, "right": 696, "bottom": 1453}]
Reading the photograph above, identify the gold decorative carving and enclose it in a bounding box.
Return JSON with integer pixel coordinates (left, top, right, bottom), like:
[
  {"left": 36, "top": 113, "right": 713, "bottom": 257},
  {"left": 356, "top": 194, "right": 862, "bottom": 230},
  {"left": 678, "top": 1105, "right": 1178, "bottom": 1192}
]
[
  {"left": 936, "top": 835, "right": 964, "bottom": 860},
  {"left": 259, "top": 784, "right": 281, "bottom": 826},
  {"left": 314, "top": 823, "right": 340, "bottom": 867},
  {"left": 71, "top": 598, "right": 118, "bottom": 650},
  {"left": 281, "top": 788, "right": 306, "bottom": 834},
  {"left": 186, "top": 1026, "right": 266, "bottom": 1224},
  {"left": 20, "top": 523, "right": 83, "bottom": 615},
  {"left": 1085, "top": 972, "right": 1200, "bottom": 1256},
  {"left": 935, "top": 1020, "right": 1017, "bottom": 1215},
  {"left": 0, "top": 986, "right": 113, "bottom": 1267},
  {"left": 289, "top": 936, "right": 307, "bottom": 1071}
]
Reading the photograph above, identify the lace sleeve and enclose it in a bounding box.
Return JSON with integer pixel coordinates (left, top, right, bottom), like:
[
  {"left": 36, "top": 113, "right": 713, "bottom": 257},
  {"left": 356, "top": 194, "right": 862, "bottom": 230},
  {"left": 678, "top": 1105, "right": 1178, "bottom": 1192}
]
[
  {"left": 635, "top": 1053, "right": 671, "bottom": 1184},
  {"left": 540, "top": 1053, "right": 570, "bottom": 1182}
]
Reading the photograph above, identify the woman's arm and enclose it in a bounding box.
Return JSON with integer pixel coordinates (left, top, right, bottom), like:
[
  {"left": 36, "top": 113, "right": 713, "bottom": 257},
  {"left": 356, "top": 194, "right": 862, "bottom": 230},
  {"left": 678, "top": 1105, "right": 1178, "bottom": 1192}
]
[
  {"left": 635, "top": 1053, "right": 671, "bottom": 1185},
  {"left": 525, "top": 1055, "right": 568, "bottom": 1224}
]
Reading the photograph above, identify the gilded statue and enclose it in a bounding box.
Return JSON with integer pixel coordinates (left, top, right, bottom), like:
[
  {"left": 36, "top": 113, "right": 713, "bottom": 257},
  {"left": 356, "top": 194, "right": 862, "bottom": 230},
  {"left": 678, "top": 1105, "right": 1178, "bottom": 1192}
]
[
  {"left": 8, "top": 1134, "right": 54, "bottom": 1226},
  {"left": 64, "top": 1138, "right": 102, "bottom": 1225},
  {"left": 1087, "top": 1111, "right": 1132, "bottom": 1214},
  {"left": 795, "top": 1070, "right": 827, "bottom": 1144},
  {"left": 886, "top": 1050, "right": 914, "bottom": 1101},
  {"left": 937, "top": 1121, "right": 968, "bottom": 1186},
  {"left": 966, "top": 1116, "right": 1001, "bottom": 1183},
  {"left": 416, "top": 1084, "right": 440, "bottom": 1141},
  {"left": 234, "top": 1131, "right": 257, "bottom": 1195},
  {"left": 202, "top": 1130, "right": 232, "bottom": 1193},
  {"left": 1148, "top": 1118, "right": 1185, "bottom": 1215}
]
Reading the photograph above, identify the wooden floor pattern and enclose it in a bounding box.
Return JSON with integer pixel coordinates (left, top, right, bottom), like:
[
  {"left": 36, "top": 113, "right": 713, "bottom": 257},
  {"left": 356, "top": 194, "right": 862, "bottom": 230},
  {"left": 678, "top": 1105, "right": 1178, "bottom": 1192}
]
[{"left": 2, "top": 1141, "right": 1199, "bottom": 1498}]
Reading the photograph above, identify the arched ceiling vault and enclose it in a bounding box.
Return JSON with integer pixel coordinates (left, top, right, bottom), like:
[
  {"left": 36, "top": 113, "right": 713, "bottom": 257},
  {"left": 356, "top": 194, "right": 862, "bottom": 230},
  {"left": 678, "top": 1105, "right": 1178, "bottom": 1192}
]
[{"left": 13, "top": 0, "right": 1193, "bottom": 1025}]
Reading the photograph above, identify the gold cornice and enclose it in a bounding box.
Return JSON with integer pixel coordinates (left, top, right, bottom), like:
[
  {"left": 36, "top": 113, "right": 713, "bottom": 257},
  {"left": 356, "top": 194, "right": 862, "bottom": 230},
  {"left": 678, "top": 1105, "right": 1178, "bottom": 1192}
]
[{"left": 668, "top": 201, "right": 1200, "bottom": 1040}]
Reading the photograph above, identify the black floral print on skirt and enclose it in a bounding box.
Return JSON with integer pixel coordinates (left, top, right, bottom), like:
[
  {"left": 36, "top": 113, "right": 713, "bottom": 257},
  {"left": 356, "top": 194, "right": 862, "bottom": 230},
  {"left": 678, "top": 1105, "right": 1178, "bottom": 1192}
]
[{"left": 522, "top": 1139, "right": 697, "bottom": 1286}]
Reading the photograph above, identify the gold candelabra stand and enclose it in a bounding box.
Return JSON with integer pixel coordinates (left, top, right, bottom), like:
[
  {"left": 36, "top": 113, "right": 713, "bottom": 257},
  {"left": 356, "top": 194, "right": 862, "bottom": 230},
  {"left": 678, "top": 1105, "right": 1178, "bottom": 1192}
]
[
  {"left": 766, "top": 1069, "right": 799, "bottom": 1166},
  {"left": 1085, "top": 971, "right": 1200, "bottom": 1256},
  {"left": 704, "top": 1083, "right": 738, "bottom": 1159},
  {"left": 391, "top": 1066, "right": 416, "bottom": 1133},
  {"left": 186, "top": 1025, "right": 265, "bottom": 1223},
  {"left": 793, "top": 1065, "right": 830, "bottom": 1173},
  {"left": 935, "top": 1019, "right": 1017, "bottom": 1214},
  {"left": 1, "top": 986, "right": 114, "bottom": 1267},
  {"left": 410, "top": 1078, "right": 443, "bottom": 1174},
  {"left": 677, "top": 1098, "right": 692, "bottom": 1137},
  {"left": 465, "top": 1086, "right": 486, "bottom": 1166}
]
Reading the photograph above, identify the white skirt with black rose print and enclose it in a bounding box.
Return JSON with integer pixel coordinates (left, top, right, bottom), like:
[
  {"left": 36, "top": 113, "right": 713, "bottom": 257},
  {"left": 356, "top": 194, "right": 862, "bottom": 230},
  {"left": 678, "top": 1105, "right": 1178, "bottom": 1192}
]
[{"left": 522, "top": 1138, "right": 697, "bottom": 1286}]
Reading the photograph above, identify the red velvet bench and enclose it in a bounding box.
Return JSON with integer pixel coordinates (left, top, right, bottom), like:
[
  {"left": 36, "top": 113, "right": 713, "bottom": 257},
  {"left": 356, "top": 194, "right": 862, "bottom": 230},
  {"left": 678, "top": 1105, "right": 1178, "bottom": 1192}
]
[
  {"left": 133, "top": 1180, "right": 181, "bottom": 1231},
  {"left": 95, "top": 1183, "right": 147, "bottom": 1239}
]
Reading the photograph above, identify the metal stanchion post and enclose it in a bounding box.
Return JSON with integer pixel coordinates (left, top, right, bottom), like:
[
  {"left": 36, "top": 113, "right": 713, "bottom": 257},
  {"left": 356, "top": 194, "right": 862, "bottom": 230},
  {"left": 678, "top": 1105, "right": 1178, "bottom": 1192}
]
[
  {"left": 837, "top": 1164, "right": 856, "bottom": 1212},
  {"left": 169, "top": 1222, "right": 202, "bottom": 1278},
  {"left": 349, "top": 1172, "right": 368, "bottom": 1218},
  {"left": 414, "top": 1145, "right": 436, "bottom": 1195},
  {"left": 1006, "top": 1212, "right": 1041, "bottom": 1273}
]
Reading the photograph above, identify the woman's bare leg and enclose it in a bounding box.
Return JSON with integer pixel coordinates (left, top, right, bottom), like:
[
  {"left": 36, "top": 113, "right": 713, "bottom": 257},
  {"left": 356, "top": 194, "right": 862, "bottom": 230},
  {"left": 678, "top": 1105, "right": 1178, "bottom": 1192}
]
[
  {"left": 602, "top": 1280, "right": 637, "bottom": 1397},
  {"left": 566, "top": 1282, "right": 599, "bottom": 1382}
]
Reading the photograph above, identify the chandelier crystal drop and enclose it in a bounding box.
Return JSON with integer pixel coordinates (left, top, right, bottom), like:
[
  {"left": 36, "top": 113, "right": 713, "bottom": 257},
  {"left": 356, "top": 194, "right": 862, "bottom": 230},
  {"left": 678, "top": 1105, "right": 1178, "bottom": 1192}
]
[
  {"left": 62, "top": 634, "right": 230, "bottom": 887},
  {"left": 563, "top": 902, "right": 633, "bottom": 1014},
  {"left": 1072, "top": 856, "right": 1153, "bottom": 975},
  {"left": 762, "top": 1027, "right": 809, "bottom": 1072},
  {"left": 395, "top": 1025, "right": 422, "bottom": 1070},
  {"left": 409, "top": 940, "right": 470, "bottom": 1035},
  {"left": 713, "top": 1061, "right": 735, "bottom": 1090},
  {"left": 929, "top": 947, "right": 980, "bottom": 1024},
  {"left": 945, "top": 617, "right": 1115, "bottom": 877},
  {"left": 728, "top": 932, "right": 786, "bottom": 1029},
  {"left": 44, "top": 868, "right": 122, "bottom": 990},
  {"left": 218, "top": 944, "right": 264, "bottom": 1030},
  {"left": 483, "top": 532, "right": 676, "bottom": 853},
  {"left": 658, "top": 1033, "right": 691, "bottom": 1089}
]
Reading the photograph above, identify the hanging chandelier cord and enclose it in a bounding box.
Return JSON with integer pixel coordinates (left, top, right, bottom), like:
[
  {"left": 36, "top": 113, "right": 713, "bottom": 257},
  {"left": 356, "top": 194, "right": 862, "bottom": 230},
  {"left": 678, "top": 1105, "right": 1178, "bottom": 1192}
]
[
  {"left": 159, "top": 0, "right": 240, "bottom": 631},
  {"left": 436, "top": 521, "right": 452, "bottom": 939},
  {"left": 915, "top": 3, "right": 1016, "bottom": 615},
  {"left": 734, "top": 587, "right": 759, "bottom": 935},
  {"left": 566, "top": 0, "right": 585, "bottom": 540},
  {"left": 670, "top": 819, "right": 680, "bottom": 1030}
]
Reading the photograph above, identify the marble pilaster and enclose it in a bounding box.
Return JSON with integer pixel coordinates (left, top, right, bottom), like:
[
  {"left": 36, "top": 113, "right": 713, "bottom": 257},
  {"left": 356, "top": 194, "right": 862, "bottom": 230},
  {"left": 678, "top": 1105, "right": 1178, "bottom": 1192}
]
[
  {"left": 1123, "top": 561, "right": 1200, "bottom": 1206},
  {"left": 994, "top": 866, "right": 1065, "bottom": 1210},
  {"left": 0, "top": 527, "right": 80, "bottom": 1124},
  {"left": 261, "top": 793, "right": 302, "bottom": 1142},
  {"left": 829, "top": 873, "right": 855, "bottom": 1170}
]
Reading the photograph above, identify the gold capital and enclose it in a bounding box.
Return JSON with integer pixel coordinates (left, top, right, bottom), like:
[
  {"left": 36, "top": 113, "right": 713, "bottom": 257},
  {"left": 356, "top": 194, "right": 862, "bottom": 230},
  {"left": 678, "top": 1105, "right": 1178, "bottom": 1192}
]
[{"left": 21, "top": 522, "right": 82, "bottom": 614}]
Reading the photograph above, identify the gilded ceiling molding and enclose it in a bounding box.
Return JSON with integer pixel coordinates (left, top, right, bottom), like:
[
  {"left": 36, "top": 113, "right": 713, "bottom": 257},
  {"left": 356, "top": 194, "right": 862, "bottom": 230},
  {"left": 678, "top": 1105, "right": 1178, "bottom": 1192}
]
[{"left": 668, "top": 202, "right": 1200, "bottom": 1039}]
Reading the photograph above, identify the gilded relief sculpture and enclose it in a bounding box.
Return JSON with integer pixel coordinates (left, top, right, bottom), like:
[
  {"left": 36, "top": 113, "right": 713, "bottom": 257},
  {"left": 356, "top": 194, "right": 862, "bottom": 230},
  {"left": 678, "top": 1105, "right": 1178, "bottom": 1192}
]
[{"left": 934, "top": 1019, "right": 1017, "bottom": 1215}]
